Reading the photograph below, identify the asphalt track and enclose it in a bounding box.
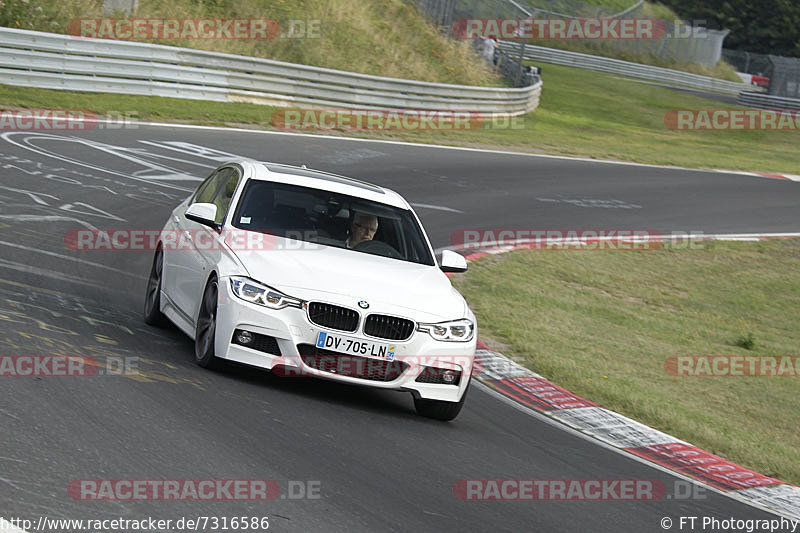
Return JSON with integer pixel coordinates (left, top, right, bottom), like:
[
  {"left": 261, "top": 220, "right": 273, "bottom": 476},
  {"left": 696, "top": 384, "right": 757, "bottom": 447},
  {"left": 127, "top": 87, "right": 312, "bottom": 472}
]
[{"left": 1, "top": 125, "right": 799, "bottom": 532}]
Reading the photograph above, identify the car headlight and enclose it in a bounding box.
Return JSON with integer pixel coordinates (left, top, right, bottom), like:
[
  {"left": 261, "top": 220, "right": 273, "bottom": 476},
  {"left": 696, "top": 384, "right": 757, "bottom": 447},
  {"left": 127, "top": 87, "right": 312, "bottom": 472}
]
[
  {"left": 229, "top": 276, "right": 303, "bottom": 310},
  {"left": 417, "top": 318, "right": 474, "bottom": 342}
]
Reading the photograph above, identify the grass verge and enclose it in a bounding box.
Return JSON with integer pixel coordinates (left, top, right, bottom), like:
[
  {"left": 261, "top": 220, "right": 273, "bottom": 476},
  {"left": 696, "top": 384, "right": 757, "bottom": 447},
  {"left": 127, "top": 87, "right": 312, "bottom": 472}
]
[
  {"left": 0, "top": 0, "right": 500, "bottom": 86},
  {"left": 450, "top": 239, "right": 800, "bottom": 485},
  {"left": 2, "top": 60, "right": 798, "bottom": 174}
]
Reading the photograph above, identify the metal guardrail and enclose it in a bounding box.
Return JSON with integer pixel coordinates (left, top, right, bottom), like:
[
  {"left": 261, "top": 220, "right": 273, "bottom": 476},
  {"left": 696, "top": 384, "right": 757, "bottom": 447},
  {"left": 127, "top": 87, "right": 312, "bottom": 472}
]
[
  {"left": 737, "top": 92, "right": 800, "bottom": 111},
  {"left": 500, "top": 41, "right": 757, "bottom": 95},
  {"left": 0, "top": 27, "right": 542, "bottom": 115}
]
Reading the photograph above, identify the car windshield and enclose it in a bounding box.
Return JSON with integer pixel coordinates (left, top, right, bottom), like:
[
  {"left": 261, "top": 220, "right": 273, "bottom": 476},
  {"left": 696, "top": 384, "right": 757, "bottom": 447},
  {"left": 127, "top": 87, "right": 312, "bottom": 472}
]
[{"left": 231, "top": 180, "right": 435, "bottom": 266}]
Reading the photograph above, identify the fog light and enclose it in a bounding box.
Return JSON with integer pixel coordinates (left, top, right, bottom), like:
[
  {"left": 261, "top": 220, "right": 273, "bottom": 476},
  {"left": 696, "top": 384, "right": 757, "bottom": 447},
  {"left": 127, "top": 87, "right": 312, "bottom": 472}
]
[
  {"left": 236, "top": 330, "right": 253, "bottom": 345},
  {"left": 442, "top": 370, "right": 456, "bottom": 384}
]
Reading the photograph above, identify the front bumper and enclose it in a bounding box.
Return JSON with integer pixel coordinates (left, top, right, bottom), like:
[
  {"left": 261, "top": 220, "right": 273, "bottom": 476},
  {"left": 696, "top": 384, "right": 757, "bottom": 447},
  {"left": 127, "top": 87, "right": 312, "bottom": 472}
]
[{"left": 215, "top": 277, "right": 475, "bottom": 402}]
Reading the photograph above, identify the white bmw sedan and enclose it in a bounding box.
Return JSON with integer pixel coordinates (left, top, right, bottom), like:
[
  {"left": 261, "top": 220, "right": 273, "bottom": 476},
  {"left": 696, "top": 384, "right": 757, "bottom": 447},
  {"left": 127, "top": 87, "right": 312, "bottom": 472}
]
[{"left": 144, "top": 160, "right": 476, "bottom": 420}]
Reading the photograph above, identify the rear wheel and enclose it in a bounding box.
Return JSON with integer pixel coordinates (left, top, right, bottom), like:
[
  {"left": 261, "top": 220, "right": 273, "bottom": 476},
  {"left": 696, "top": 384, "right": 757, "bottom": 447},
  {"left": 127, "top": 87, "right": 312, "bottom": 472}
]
[
  {"left": 143, "top": 248, "right": 168, "bottom": 327},
  {"left": 195, "top": 277, "right": 223, "bottom": 370},
  {"left": 413, "top": 378, "right": 470, "bottom": 421}
]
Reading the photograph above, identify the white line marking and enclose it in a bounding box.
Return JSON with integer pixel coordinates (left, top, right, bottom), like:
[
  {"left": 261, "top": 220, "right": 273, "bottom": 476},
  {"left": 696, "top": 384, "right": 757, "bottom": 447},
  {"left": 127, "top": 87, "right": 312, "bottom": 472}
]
[
  {"left": 0, "top": 132, "right": 194, "bottom": 191},
  {"left": 0, "top": 258, "right": 112, "bottom": 288},
  {"left": 2, "top": 113, "right": 794, "bottom": 181},
  {"left": 0, "top": 240, "right": 144, "bottom": 279},
  {"left": 0, "top": 215, "right": 99, "bottom": 231},
  {"left": 0, "top": 408, "right": 20, "bottom": 421},
  {"left": 409, "top": 203, "right": 464, "bottom": 213},
  {"left": 136, "top": 140, "right": 255, "bottom": 164}
]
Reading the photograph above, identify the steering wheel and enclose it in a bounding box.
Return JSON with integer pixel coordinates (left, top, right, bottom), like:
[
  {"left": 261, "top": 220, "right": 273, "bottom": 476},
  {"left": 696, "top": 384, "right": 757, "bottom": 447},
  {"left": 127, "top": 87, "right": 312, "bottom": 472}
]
[{"left": 353, "top": 239, "right": 403, "bottom": 259}]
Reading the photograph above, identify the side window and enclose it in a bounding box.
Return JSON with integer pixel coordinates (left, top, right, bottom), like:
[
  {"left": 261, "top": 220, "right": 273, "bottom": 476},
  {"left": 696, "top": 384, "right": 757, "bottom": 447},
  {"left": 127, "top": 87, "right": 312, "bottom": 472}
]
[
  {"left": 212, "top": 169, "right": 242, "bottom": 224},
  {"left": 194, "top": 168, "right": 232, "bottom": 204}
]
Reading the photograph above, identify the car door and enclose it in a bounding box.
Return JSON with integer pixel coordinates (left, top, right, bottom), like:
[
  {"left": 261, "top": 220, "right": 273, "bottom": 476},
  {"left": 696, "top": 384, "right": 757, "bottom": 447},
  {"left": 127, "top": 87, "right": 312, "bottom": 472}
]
[
  {"left": 164, "top": 167, "right": 233, "bottom": 321},
  {"left": 180, "top": 167, "right": 244, "bottom": 326}
]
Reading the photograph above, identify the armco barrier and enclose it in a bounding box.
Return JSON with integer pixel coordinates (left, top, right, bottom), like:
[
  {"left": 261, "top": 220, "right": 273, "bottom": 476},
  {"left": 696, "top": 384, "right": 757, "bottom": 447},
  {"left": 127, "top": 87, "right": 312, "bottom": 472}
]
[
  {"left": 0, "top": 27, "right": 541, "bottom": 115},
  {"left": 737, "top": 91, "right": 800, "bottom": 111},
  {"left": 499, "top": 41, "right": 755, "bottom": 96}
]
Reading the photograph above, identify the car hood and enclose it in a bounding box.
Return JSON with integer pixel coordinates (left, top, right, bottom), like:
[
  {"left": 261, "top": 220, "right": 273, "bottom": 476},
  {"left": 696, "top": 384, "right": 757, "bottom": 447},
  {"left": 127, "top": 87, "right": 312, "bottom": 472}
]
[{"left": 231, "top": 241, "right": 467, "bottom": 322}]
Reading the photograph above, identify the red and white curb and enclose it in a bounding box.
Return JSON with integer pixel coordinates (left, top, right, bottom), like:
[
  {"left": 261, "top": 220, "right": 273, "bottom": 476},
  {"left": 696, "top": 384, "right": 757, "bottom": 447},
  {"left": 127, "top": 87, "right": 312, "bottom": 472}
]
[
  {"left": 456, "top": 232, "right": 800, "bottom": 520},
  {"left": 750, "top": 172, "right": 800, "bottom": 182}
]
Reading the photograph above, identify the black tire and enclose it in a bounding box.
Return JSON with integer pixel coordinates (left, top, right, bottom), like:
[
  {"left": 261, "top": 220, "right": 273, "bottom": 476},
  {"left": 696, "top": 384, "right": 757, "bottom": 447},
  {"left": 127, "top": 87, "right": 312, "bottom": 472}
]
[
  {"left": 143, "top": 248, "right": 169, "bottom": 327},
  {"left": 413, "top": 378, "right": 470, "bottom": 421},
  {"left": 195, "top": 277, "right": 223, "bottom": 370}
]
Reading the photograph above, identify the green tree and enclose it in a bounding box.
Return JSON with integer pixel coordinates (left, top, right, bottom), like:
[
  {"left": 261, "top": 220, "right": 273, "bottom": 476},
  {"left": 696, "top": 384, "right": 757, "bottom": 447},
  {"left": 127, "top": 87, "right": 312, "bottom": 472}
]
[{"left": 657, "top": 0, "right": 800, "bottom": 56}]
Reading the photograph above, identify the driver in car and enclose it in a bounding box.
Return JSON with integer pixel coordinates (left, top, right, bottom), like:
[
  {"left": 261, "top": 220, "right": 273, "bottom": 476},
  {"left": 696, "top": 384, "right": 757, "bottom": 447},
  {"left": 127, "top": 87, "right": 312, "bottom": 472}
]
[{"left": 347, "top": 212, "right": 379, "bottom": 248}]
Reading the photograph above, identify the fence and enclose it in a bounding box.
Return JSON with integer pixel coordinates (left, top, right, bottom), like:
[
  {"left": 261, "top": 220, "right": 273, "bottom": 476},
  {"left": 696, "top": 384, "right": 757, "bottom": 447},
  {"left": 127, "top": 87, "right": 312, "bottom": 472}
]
[
  {"left": 723, "top": 49, "right": 800, "bottom": 98},
  {"left": 414, "top": 0, "right": 727, "bottom": 67},
  {"left": 0, "top": 27, "right": 542, "bottom": 116},
  {"left": 579, "top": 25, "right": 729, "bottom": 67},
  {"left": 766, "top": 55, "right": 800, "bottom": 99},
  {"left": 500, "top": 41, "right": 755, "bottom": 95},
  {"left": 722, "top": 49, "right": 773, "bottom": 78}
]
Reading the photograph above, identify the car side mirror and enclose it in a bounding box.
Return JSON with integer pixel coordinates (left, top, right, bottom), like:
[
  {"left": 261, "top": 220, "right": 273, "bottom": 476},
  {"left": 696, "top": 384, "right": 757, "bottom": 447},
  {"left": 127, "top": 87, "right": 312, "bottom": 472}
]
[
  {"left": 440, "top": 249, "right": 468, "bottom": 273},
  {"left": 185, "top": 203, "right": 220, "bottom": 231}
]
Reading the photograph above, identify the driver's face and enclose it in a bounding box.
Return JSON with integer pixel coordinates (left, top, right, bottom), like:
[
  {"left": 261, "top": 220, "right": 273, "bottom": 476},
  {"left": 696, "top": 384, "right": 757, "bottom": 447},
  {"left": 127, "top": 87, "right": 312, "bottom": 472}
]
[{"left": 350, "top": 215, "right": 378, "bottom": 247}]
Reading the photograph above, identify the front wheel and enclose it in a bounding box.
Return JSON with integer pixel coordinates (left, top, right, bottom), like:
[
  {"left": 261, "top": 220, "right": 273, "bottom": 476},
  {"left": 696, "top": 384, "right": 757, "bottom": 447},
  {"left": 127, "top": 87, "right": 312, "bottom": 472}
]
[
  {"left": 143, "top": 248, "right": 168, "bottom": 327},
  {"left": 195, "top": 277, "right": 223, "bottom": 370},
  {"left": 413, "top": 378, "right": 470, "bottom": 421}
]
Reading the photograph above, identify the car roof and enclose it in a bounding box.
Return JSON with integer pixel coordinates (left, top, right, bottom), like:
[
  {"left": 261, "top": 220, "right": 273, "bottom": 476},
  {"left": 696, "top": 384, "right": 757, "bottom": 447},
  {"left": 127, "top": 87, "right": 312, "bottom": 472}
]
[{"left": 244, "top": 161, "right": 409, "bottom": 209}]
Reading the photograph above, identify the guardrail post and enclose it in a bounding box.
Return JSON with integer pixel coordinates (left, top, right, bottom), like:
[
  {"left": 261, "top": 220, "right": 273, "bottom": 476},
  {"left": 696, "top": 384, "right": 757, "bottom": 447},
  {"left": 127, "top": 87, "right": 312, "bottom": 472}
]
[{"left": 516, "top": 41, "right": 525, "bottom": 87}]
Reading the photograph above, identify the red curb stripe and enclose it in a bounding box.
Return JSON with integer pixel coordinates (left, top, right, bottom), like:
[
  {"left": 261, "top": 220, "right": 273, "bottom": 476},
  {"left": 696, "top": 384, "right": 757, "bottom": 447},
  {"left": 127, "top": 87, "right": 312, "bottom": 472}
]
[
  {"left": 480, "top": 376, "right": 596, "bottom": 412},
  {"left": 626, "top": 443, "right": 782, "bottom": 491}
]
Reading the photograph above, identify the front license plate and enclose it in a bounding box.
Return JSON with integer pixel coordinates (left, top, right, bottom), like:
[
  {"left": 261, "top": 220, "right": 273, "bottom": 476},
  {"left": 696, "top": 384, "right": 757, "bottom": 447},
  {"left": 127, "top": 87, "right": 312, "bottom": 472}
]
[{"left": 316, "top": 331, "right": 395, "bottom": 361}]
